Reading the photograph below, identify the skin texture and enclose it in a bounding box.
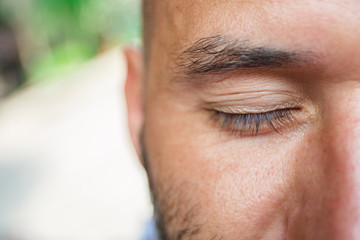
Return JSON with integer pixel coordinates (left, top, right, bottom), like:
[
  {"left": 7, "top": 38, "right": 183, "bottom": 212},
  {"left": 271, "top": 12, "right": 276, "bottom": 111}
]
[{"left": 125, "top": 0, "right": 360, "bottom": 239}]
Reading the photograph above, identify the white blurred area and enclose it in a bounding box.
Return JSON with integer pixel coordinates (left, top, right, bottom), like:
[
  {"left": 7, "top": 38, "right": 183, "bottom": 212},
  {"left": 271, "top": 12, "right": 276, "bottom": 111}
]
[{"left": 0, "top": 48, "right": 153, "bottom": 240}]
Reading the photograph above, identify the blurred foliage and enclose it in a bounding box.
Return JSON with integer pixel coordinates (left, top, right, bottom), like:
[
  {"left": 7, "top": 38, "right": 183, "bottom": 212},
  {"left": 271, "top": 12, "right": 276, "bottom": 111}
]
[{"left": 0, "top": 0, "right": 141, "bottom": 84}]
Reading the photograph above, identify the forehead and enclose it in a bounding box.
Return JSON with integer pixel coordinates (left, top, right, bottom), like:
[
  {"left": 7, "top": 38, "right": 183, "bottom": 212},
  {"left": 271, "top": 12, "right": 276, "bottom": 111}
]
[
  {"left": 145, "top": 0, "right": 360, "bottom": 87},
  {"left": 149, "top": 0, "right": 360, "bottom": 58}
]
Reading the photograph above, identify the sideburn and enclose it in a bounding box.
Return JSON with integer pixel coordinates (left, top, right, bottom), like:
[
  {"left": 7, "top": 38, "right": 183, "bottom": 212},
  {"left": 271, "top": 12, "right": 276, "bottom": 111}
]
[{"left": 140, "top": 128, "right": 168, "bottom": 240}]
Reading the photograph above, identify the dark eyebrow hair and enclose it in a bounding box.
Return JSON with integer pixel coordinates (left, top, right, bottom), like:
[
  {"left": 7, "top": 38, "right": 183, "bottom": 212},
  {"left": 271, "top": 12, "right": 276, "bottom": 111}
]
[{"left": 175, "top": 35, "right": 304, "bottom": 76}]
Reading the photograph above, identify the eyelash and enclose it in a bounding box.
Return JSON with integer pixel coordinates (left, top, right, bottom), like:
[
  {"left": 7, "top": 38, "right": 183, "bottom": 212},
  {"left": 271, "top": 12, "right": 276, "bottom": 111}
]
[{"left": 210, "top": 108, "right": 298, "bottom": 136}]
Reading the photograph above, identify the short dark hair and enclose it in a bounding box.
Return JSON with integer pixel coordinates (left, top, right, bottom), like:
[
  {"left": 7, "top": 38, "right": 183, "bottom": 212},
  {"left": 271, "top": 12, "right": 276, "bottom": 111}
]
[{"left": 142, "top": 0, "right": 155, "bottom": 59}]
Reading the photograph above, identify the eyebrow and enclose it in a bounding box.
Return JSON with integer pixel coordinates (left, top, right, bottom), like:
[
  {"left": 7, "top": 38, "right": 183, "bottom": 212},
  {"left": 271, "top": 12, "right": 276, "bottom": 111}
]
[{"left": 175, "top": 35, "right": 306, "bottom": 76}]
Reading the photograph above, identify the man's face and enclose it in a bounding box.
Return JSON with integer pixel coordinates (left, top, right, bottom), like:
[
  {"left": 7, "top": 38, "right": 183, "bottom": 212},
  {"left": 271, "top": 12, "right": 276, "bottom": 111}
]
[{"left": 127, "top": 0, "right": 360, "bottom": 239}]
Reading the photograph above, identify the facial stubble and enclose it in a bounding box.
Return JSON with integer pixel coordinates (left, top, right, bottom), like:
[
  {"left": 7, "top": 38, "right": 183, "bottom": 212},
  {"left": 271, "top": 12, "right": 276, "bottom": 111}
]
[{"left": 140, "top": 129, "right": 219, "bottom": 240}]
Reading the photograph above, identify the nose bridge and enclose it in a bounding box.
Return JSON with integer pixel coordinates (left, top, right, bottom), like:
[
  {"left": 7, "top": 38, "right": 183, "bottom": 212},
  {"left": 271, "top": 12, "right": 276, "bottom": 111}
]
[
  {"left": 321, "top": 88, "right": 360, "bottom": 237},
  {"left": 324, "top": 89, "right": 360, "bottom": 186}
]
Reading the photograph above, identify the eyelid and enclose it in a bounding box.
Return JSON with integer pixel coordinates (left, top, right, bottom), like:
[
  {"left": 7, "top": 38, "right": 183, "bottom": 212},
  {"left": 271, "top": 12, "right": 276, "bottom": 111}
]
[
  {"left": 210, "top": 108, "right": 301, "bottom": 137},
  {"left": 202, "top": 86, "right": 303, "bottom": 102},
  {"left": 201, "top": 88, "right": 313, "bottom": 136},
  {"left": 205, "top": 96, "right": 305, "bottom": 114},
  {"left": 210, "top": 103, "right": 301, "bottom": 114}
]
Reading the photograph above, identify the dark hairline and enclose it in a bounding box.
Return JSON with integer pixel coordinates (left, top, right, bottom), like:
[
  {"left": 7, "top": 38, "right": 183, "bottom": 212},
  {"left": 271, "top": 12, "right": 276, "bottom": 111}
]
[{"left": 142, "top": 0, "right": 155, "bottom": 62}]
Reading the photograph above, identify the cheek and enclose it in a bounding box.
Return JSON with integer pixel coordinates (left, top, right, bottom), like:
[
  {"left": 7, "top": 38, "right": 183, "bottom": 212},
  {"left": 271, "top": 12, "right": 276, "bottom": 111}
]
[
  {"left": 145, "top": 97, "right": 308, "bottom": 238},
  {"left": 204, "top": 139, "right": 298, "bottom": 237}
]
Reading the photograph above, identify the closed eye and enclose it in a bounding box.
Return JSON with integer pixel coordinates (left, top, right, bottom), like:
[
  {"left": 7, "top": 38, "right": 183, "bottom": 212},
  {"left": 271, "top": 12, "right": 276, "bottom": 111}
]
[{"left": 210, "top": 108, "right": 300, "bottom": 136}]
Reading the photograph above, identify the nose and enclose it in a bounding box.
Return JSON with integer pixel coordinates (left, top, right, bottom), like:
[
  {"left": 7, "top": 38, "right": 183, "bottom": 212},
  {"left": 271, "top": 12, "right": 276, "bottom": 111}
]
[
  {"left": 301, "top": 90, "right": 360, "bottom": 240},
  {"left": 322, "top": 102, "right": 360, "bottom": 239}
]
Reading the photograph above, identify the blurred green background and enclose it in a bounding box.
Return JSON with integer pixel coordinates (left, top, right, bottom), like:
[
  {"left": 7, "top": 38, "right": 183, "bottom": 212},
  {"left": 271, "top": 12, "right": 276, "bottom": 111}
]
[{"left": 0, "top": 0, "right": 141, "bottom": 92}]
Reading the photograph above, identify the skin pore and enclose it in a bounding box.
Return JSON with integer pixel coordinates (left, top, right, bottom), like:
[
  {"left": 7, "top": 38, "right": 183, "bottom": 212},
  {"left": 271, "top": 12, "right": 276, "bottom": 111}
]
[{"left": 126, "top": 0, "right": 360, "bottom": 239}]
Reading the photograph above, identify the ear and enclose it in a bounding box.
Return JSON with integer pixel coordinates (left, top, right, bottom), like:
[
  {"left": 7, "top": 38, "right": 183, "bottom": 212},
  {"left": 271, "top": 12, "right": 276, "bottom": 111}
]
[{"left": 124, "top": 46, "right": 144, "bottom": 162}]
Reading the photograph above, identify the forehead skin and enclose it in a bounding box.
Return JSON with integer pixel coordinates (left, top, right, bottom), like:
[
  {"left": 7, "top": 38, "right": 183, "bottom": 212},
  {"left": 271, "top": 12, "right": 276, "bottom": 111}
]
[
  {"left": 146, "top": 0, "right": 360, "bottom": 79},
  {"left": 142, "top": 1, "right": 360, "bottom": 239}
]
